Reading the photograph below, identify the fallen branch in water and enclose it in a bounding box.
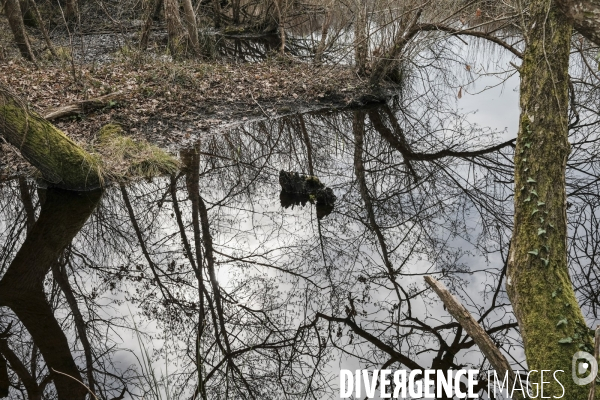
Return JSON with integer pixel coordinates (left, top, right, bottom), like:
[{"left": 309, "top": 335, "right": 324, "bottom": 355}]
[{"left": 424, "top": 275, "right": 524, "bottom": 400}]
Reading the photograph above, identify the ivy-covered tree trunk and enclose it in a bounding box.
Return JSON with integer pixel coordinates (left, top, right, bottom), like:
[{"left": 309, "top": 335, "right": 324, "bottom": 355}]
[
  {"left": 507, "top": 0, "right": 595, "bottom": 397},
  {"left": 0, "top": 85, "right": 102, "bottom": 190}
]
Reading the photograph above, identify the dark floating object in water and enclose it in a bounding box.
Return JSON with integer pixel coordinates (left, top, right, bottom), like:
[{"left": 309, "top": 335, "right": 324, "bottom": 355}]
[{"left": 279, "top": 170, "right": 336, "bottom": 219}]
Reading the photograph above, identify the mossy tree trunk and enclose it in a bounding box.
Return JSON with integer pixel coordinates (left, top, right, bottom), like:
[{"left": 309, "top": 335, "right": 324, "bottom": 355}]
[
  {"left": 557, "top": 0, "right": 600, "bottom": 46},
  {"left": 0, "top": 85, "right": 102, "bottom": 190},
  {"left": 507, "top": 0, "right": 595, "bottom": 397}
]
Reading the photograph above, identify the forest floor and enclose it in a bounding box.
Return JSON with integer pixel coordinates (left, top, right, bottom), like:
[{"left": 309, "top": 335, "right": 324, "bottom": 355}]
[{"left": 0, "top": 16, "right": 395, "bottom": 179}]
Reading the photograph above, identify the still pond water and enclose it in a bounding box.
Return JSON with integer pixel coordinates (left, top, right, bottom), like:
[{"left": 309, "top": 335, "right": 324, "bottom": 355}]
[{"left": 1, "top": 68, "right": 599, "bottom": 399}]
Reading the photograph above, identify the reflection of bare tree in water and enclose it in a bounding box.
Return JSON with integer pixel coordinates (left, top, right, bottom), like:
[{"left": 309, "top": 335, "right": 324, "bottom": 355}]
[
  {"left": 0, "top": 188, "right": 101, "bottom": 399},
  {"left": 0, "top": 105, "right": 521, "bottom": 398},
  {"left": 2, "top": 93, "right": 600, "bottom": 398}
]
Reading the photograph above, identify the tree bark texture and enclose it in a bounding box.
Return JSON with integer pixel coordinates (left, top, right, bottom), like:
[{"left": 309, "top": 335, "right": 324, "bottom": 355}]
[
  {"left": 0, "top": 85, "right": 102, "bottom": 190},
  {"left": 4, "top": 0, "right": 35, "bottom": 62},
  {"left": 507, "top": 0, "right": 595, "bottom": 397},
  {"left": 164, "top": 0, "right": 190, "bottom": 56},
  {"left": 182, "top": 0, "right": 199, "bottom": 52},
  {"left": 557, "top": 0, "right": 600, "bottom": 46},
  {"left": 354, "top": 0, "right": 367, "bottom": 75}
]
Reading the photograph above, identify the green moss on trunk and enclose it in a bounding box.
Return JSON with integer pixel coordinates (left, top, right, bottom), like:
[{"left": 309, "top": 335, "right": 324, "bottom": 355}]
[
  {"left": 508, "top": 0, "right": 596, "bottom": 397},
  {"left": 0, "top": 89, "right": 102, "bottom": 190},
  {"left": 1, "top": 87, "right": 180, "bottom": 189}
]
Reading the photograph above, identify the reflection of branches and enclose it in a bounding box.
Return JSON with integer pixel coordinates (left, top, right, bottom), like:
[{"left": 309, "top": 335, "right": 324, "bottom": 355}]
[
  {"left": 353, "top": 109, "right": 404, "bottom": 305},
  {"left": 414, "top": 22, "right": 523, "bottom": 58},
  {"left": 369, "top": 107, "right": 516, "bottom": 165},
  {"left": 51, "top": 253, "right": 97, "bottom": 398},
  {"left": 0, "top": 98, "right": 533, "bottom": 398},
  {"left": 0, "top": 189, "right": 101, "bottom": 399},
  {"left": 0, "top": 333, "right": 48, "bottom": 400},
  {"left": 311, "top": 312, "right": 423, "bottom": 370},
  {"left": 121, "top": 184, "right": 180, "bottom": 303}
]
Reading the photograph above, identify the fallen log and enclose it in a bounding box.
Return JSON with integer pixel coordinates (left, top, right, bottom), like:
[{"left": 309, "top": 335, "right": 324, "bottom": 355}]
[
  {"left": 0, "top": 84, "right": 102, "bottom": 190},
  {"left": 43, "top": 91, "right": 123, "bottom": 121}
]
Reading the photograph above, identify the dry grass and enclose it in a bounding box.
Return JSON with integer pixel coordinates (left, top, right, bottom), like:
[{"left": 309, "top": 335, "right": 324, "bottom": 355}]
[{"left": 93, "top": 124, "right": 180, "bottom": 181}]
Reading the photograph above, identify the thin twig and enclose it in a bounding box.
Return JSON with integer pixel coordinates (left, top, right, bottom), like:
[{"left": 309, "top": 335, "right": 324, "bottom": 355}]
[{"left": 50, "top": 368, "right": 98, "bottom": 400}]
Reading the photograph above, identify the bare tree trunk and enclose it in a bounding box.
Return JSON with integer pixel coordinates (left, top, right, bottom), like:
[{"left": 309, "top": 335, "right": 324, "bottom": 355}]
[
  {"left": 212, "top": 0, "right": 222, "bottom": 28},
  {"left": 182, "top": 0, "right": 199, "bottom": 51},
  {"left": 354, "top": 0, "right": 367, "bottom": 75},
  {"left": 140, "top": 0, "right": 163, "bottom": 50},
  {"left": 425, "top": 276, "right": 524, "bottom": 399},
  {"left": 64, "top": 0, "right": 78, "bottom": 24},
  {"left": 314, "top": 1, "right": 334, "bottom": 65},
  {"left": 507, "top": 0, "right": 594, "bottom": 398},
  {"left": 164, "top": 0, "right": 189, "bottom": 56},
  {"left": 4, "top": 0, "right": 36, "bottom": 63},
  {"left": 275, "top": 0, "right": 285, "bottom": 54}
]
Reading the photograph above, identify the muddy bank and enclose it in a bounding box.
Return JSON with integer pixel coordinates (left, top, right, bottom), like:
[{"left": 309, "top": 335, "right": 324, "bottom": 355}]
[{"left": 0, "top": 55, "right": 396, "bottom": 179}]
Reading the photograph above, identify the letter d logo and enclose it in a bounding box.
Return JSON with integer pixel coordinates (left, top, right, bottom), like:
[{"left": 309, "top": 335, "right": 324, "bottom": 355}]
[{"left": 572, "top": 351, "right": 598, "bottom": 385}]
